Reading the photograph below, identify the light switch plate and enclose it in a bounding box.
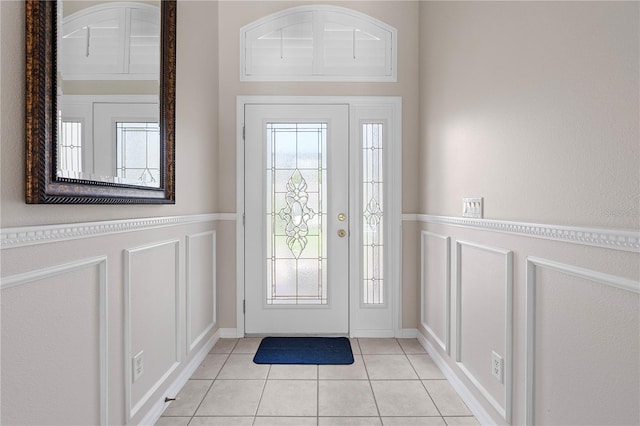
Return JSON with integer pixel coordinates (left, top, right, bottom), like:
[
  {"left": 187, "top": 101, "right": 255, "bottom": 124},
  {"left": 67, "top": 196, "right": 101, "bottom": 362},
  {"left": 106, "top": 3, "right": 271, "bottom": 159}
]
[{"left": 463, "top": 197, "right": 483, "bottom": 218}]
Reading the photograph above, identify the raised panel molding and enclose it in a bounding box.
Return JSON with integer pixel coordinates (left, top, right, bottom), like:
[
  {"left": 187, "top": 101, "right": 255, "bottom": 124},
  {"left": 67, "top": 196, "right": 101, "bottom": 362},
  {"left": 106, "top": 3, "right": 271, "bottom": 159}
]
[
  {"left": 0, "top": 257, "right": 108, "bottom": 425},
  {"left": 186, "top": 230, "right": 217, "bottom": 353},
  {"left": 124, "top": 240, "right": 181, "bottom": 421},
  {"left": 525, "top": 257, "right": 640, "bottom": 426},
  {"left": 420, "top": 231, "right": 451, "bottom": 354},
  {"left": 455, "top": 240, "right": 513, "bottom": 422},
  {"left": 403, "top": 214, "right": 639, "bottom": 253},
  {"left": 1, "top": 213, "right": 234, "bottom": 249}
]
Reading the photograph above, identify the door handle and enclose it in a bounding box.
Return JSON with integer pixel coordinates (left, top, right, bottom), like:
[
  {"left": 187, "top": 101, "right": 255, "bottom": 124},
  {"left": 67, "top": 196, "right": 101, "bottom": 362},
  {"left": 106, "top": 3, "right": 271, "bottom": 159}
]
[{"left": 337, "top": 229, "right": 347, "bottom": 238}]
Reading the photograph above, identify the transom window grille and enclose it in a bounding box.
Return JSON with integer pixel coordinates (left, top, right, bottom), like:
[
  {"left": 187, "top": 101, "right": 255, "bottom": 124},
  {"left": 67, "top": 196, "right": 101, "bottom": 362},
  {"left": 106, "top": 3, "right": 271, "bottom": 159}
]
[
  {"left": 241, "top": 5, "right": 397, "bottom": 82},
  {"left": 58, "top": 120, "right": 84, "bottom": 173},
  {"left": 363, "top": 123, "right": 384, "bottom": 304},
  {"left": 116, "top": 122, "right": 160, "bottom": 186},
  {"left": 61, "top": 3, "right": 160, "bottom": 79},
  {"left": 266, "top": 123, "right": 328, "bottom": 305}
]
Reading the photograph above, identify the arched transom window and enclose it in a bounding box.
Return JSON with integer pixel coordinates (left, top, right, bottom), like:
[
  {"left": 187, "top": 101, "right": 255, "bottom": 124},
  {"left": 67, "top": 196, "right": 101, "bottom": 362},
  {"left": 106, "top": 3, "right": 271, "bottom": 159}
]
[{"left": 241, "top": 5, "right": 397, "bottom": 82}]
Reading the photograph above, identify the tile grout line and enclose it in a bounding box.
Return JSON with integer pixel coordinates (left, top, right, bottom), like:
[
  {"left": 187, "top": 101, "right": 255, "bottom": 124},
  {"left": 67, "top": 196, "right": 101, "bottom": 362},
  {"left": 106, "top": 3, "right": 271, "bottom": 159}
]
[
  {"left": 402, "top": 339, "right": 446, "bottom": 419},
  {"left": 157, "top": 338, "right": 478, "bottom": 425},
  {"left": 361, "top": 338, "right": 383, "bottom": 422},
  {"left": 189, "top": 339, "right": 239, "bottom": 423},
  {"left": 316, "top": 362, "right": 320, "bottom": 426}
]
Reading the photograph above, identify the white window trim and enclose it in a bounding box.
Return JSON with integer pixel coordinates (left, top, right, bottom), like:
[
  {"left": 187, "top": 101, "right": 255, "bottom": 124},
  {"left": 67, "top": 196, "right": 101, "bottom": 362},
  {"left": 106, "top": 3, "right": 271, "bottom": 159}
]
[
  {"left": 60, "top": 1, "right": 160, "bottom": 81},
  {"left": 239, "top": 5, "right": 398, "bottom": 82}
]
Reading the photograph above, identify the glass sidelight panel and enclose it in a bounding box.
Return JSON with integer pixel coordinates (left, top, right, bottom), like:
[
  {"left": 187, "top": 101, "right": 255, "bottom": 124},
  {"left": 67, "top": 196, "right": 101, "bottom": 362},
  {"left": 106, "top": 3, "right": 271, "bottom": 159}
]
[
  {"left": 266, "top": 123, "right": 328, "bottom": 304},
  {"left": 59, "top": 120, "right": 84, "bottom": 173},
  {"left": 116, "top": 122, "right": 160, "bottom": 185},
  {"left": 363, "top": 123, "right": 384, "bottom": 304}
]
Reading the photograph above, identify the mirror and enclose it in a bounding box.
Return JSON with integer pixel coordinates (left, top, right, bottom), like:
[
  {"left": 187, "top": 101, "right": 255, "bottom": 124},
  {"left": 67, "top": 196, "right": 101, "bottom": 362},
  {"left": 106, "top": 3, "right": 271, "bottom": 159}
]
[{"left": 25, "top": 0, "right": 176, "bottom": 203}]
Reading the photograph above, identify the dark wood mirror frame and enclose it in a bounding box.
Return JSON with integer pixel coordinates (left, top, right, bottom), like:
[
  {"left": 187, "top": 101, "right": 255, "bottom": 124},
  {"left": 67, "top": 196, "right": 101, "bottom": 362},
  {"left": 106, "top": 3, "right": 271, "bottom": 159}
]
[{"left": 25, "top": 0, "right": 176, "bottom": 204}]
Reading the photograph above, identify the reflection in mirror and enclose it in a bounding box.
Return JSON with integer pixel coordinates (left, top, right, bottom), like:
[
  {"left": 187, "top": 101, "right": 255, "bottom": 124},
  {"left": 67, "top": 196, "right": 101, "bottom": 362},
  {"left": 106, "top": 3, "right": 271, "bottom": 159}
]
[
  {"left": 25, "top": 0, "right": 175, "bottom": 203},
  {"left": 58, "top": 1, "right": 161, "bottom": 187}
]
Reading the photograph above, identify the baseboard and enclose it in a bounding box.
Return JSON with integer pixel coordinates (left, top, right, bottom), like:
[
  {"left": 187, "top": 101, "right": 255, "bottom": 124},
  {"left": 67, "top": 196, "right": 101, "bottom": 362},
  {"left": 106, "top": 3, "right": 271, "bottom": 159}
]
[
  {"left": 397, "top": 328, "right": 419, "bottom": 338},
  {"left": 138, "top": 330, "right": 220, "bottom": 426},
  {"left": 417, "top": 331, "right": 496, "bottom": 426},
  {"left": 219, "top": 328, "right": 239, "bottom": 338}
]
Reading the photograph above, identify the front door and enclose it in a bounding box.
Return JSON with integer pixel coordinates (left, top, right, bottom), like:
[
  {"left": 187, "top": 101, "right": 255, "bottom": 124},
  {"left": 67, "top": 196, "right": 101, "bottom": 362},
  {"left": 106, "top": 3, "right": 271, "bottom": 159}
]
[{"left": 244, "top": 104, "right": 350, "bottom": 334}]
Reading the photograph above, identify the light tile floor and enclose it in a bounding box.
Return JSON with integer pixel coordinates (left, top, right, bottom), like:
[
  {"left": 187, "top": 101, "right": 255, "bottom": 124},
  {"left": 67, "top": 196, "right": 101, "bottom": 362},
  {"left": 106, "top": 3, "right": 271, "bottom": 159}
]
[{"left": 156, "top": 338, "right": 479, "bottom": 426}]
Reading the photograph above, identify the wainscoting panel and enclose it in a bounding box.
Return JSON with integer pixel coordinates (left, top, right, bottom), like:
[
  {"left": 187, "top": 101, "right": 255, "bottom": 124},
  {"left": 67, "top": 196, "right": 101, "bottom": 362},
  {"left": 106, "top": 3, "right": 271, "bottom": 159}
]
[
  {"left": 125, "top": 240, "right": 181, "bottom": 420},
  {"left": 186, "top": 230, "right": 217, "bottom": 353},
  {"left": 455, "top": 240, "right": 513, "bottom": 421},
  {"left": 0, "top": 257, "right": 108, "bottom": 425},
  {"left": 1, "top": 215, "right": 222, "bottom": 425},
  {"left": 412, "top": 216, "right": 639, "bottom": 425},
  {"left": 420, "top": 231, "right": 451, "bottom": 353},
  {"left": 526, "top": 257, "right": 640, "bottom": 426}
]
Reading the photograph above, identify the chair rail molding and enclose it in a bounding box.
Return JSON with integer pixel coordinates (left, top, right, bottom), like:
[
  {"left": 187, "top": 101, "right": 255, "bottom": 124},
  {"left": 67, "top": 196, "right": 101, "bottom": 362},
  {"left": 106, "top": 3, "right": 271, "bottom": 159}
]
[
  {"left": 1, "top": 213, "right": 236, "bottom": 249},
  {"left": 403, "top": 214, "right": 640, "bottom": 253}
]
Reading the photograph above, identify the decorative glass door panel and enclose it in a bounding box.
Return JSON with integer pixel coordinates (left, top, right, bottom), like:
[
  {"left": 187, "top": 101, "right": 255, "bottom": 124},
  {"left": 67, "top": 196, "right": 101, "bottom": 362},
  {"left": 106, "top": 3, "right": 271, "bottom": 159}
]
[
  {"left": 266, "top": 123, "right": 328, "bottom": 305},
  {"left": 245, "top": 104, "right": 349, "bottom": 334},
  {"left": 362, "top": 123, "right": 384, "bottom": 305}
]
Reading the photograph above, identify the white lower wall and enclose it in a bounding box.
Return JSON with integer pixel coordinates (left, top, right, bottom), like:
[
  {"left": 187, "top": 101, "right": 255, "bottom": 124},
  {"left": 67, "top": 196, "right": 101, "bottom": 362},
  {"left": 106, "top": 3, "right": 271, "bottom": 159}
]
[
  {"left": 414, "top": 215, "right": 640, "bottom": 426},
  {"left": 0, "top": 215, "right": 224, "bottom": 425}
]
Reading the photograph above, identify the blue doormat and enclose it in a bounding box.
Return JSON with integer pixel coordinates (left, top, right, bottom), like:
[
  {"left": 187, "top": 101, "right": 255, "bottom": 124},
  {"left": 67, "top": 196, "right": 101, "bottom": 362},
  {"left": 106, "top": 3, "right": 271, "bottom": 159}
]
[{"left": 253, "top": 337, "right": 354, "bottom": 365}]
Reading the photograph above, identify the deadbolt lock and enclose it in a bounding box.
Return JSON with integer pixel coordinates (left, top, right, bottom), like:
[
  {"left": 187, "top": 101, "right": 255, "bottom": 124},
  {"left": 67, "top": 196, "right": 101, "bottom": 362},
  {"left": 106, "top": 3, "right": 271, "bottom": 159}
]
[{"left": 338, "top": 213, "right": 346, "bottom": 221}]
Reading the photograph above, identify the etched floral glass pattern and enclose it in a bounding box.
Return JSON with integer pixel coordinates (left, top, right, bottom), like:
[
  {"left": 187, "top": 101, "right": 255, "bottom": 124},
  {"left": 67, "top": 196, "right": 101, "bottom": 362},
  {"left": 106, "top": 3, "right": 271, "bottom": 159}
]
[
  {"left": 266, "top": 123, "right": 327, "bottom": 305},
  {"left": 363, "top": 123, "right": 384, "bottom": 304}
]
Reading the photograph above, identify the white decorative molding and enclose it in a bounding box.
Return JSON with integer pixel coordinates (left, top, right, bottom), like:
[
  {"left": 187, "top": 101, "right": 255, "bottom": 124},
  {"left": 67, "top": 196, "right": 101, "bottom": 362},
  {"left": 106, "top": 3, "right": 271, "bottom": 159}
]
[
  {"left": 215, "top": 213, "right": 239, "bottom": 221},
  {"left": 417, "top": 331, "right": 495, "bottom": 426},
  {"left": 455, "top": 240, "right": 513, "bottom": 422},
  {"left": 125, "top": 240, "right": 181, "bottom": 421},
  {"left": 525, "top": 257, "right": 640, "bottom": 426},
  {"left": 139, "top": 331, "right": 219, "bottom": 426},
  {"left": 420, "top": 231, "right": 451, "bottom": 354},
  {"left": 1, "top": 213, "right": 233, "bottom": 249},
  {"left": 403, "top": 214, "right": 640, "bottom": 253},
  {"left": 186, "top": 230, "right": 217, "bottom": 353},
  {"left": 0, "top": 257, "right": 109, "bottom": 425}
]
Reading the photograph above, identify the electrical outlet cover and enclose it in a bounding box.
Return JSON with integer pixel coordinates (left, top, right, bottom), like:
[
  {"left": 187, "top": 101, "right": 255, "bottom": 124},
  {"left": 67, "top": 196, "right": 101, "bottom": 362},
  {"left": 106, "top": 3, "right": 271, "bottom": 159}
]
[
  {"left": 491, "top": 351, "right": 503, "bottom": 383},
  {"left": 133, "top": 351, "right": 144, "bottom": 383}
]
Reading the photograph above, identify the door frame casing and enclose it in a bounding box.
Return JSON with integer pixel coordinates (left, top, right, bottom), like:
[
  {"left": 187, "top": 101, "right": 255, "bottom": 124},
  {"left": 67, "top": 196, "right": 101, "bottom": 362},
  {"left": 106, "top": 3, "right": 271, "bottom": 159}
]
[{"left": 236, "top": 96, "right": 403, "bottom": 338}]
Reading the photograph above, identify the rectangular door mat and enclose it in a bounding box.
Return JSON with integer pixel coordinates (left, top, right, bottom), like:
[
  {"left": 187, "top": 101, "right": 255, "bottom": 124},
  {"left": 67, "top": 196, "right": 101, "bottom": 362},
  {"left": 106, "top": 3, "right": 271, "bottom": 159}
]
[{"left": 253, "top": 337, "right": 354, "bottom": 365}]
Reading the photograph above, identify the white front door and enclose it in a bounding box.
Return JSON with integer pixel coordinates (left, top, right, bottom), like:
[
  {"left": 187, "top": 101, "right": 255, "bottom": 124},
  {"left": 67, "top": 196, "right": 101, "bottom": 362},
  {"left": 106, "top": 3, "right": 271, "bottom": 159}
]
[{"left": 244, "top": 104, "right": 350, "bottom": 334}]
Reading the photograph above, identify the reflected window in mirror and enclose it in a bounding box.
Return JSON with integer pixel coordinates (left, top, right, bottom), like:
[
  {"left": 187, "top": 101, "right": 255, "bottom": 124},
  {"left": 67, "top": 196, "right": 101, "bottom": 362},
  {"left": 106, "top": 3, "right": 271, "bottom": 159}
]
[
  {"left": 58, "top": 119, "right": 84, "bottom": 173},
  {"left": 25, "top": 0, "right": 175, "bottom": 203},
  {"left": 116, "top": 121, "right": 160, "bottom": 186},
  {"left": 59, "top": 1, "right": 160, "bottom": 186}
]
